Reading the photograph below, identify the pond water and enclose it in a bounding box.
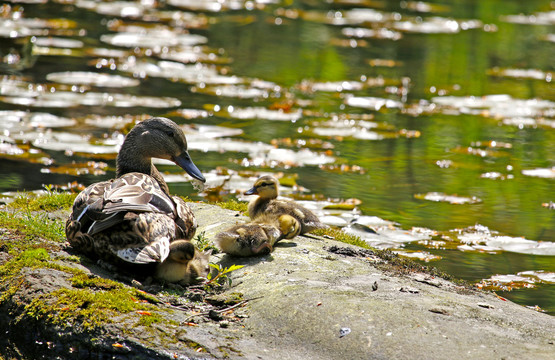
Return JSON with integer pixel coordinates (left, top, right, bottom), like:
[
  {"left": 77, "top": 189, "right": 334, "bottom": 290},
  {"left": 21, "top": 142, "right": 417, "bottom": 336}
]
[{"left": 0, "top": 0, "right": 553, "bottom": 314}]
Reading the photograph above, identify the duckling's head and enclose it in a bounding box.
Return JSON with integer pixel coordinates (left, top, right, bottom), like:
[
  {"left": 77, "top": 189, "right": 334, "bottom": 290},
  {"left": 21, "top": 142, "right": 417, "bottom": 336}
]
[
  {"left": 278, "top": 214, "right": 301, "bottom": 239},
  {"left": 167, "top": 240, "right": 196, "bottom": 264},
  {"left": 244, "top": 175, "right": 279, "bottom": 199},
  {"left": 117, "top": 117, "right": 205, "bottom": 182},
  {"left": 186, "top": 248, "right": 212, "bottom": 284}
]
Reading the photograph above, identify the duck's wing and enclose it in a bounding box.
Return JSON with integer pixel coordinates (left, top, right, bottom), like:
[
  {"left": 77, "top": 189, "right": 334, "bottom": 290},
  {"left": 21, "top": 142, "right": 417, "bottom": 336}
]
[
  {"left": 86, "top": 174, "right": 176, "bottom": 235},
  {"left": 172, "top": 196, "right": 197, "bottom": 240},
  {"left": 115, "top": 236, "right": 170, "bottom": 264},
  {"left": 66, "top": 180, "right": 113, "bottom": 240}
]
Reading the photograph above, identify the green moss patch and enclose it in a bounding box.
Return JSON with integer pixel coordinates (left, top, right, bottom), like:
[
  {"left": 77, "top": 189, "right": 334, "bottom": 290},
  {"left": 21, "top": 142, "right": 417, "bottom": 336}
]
[
  {"left": 23, "top": 273, "right": 160, "bottom": 331},
  {"left": 8, "top": 191, "right": 76, "bottom": 212},
  {"left": 212, "top": 199, "right": 248, "bottom": 214},
  {"left": 312, "top": 227, "right": 371, "bottom": 249},
  {"left": 0, "top": 210, "right": 66, "bottom": 246}
]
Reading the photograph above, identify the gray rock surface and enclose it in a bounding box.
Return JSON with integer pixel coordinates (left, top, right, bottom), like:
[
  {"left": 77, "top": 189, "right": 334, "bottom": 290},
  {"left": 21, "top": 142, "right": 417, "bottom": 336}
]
[{"left": 1, "top": 202, "right": 554, "bottom": 359}]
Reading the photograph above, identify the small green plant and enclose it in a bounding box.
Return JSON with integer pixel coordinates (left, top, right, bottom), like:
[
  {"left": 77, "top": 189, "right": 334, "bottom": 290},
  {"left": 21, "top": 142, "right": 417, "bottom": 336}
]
[
  {"left": 192, "top": 231, "right": 218, "bottom": 253},
  {"left": 205, "top": 263, "right": 244, "bottom": 289}
]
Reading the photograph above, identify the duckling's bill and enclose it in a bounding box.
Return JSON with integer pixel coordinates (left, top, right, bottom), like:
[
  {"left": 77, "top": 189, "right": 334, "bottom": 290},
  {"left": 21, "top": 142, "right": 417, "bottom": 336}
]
[{"left": 244, "top": 186, "right": 258, "bottom": 195}]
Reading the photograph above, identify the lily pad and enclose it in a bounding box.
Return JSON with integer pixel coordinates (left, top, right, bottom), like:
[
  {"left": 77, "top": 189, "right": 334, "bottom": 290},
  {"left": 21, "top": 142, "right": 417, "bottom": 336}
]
[
  {"left": 487, "top": 67, "right": 553, "bottom": 82},
  {"left": 83, "top": 114, "right": 149, "bottom": 129},
  {"left": 110, "top": 59, "right": 243, "bottom": 85},
  {"left": 33, "top": 37, "right": 84, "bottom": 48},
  {"left": 521, "top": 167, "right": 555, "bottom": 179},
  {"left": 453, "top": 224, "right": 555, "bottom": 256},
  {"left": 100, "top": 32, "right": 207, "bottom": 48},
  {"left": 0, "top": 138, "right": 53, "bottom": 165},
  {"left": 0, "top": 111, "right": 76, "bottom": 130},
  {"left": 0, "top": 90, "right": 181, "bottom": 108},
  {"left": 342, "top": 27, "right": 402, "bottom": 41},
  {"left": 31, "top": 131, "right": 119, "bottom": 155},
  {"left": 192, "top": 85, "right": 270, "bottom": 99},
  {"left": 167, "top": 0, "right": 235, "bottom": 12},
  {"left": 46, "top": 72, "right": 140, "bottom": 87},
  {"left": 298, "top": 80, "right": 366, "bottom": 93},
  {"left": 222, "top": 106, "right": 303, "bottom": 122},
  {"left": 393, "top": 250, "right": 441, "bottom": 262},
  {"left": 414, "top": 192, "right": 482, "bottom": 204},
  {"left": 500, "top": 11, "right": 555, "bottom": 26},
  {"left": 345, "top": 96, "right": 403, "bottom": 111},
  {"left": 393, "top": 17, "right": 482, "bottom": 34},
  {"left": 431, "top": 94, "right": 555, "bottom": 120},
  {"left": 42, "top": 161, "right": 108, "bottom": 176}
]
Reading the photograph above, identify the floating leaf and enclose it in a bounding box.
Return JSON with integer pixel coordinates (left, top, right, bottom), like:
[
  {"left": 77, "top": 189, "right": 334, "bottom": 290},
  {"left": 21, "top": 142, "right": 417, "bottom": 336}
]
[
  {"left": 393, "top": 250, "right": 441, "bottom": 262},
  {"left": 480, "top": 172, "right": 513, "bottom": 180},
  {"left": 192, "top": 85, "right": 270, "bottom": 99},
  {"left": 453, "top": 224, "right": 555, "bottom": 256},
  {"left": 0, "top": 139, "right": 53, "bottom": 165},
  {"left": 298, "top": 80, "right": 366, "bottom": 93},
  {"left": 414, "top": 192, "right": 482, "bottom": 204},
  {"left": 487, "top": 67, "right": 553, "bottom": 82},
  {"left": 222, "top": 106, "right": 303, "bottom": 122},
  {"left": 46, "top": 72, "right": 140, "bottom": 87},
  {"left": 342, "top": 27, "right": 402, "bottom": 41},
  {"left": 33, "top": 37, "right": 84, "bottom": 48},
  {"left": 0, "top": 90, "right": 181, "bottom": 108},
  {"left": 167, "top": 0, "right": 244, "bottom": 12},
  {"left": 450, "top": 145, "right": 510, "bottom": 158},
  {"left": 83, "top": 114, "right": 149, "bottom": 129},
  {"left": 500, "top": 12, "right": 555, "bottom": 26},
  {"left": 431, "top": 94, "right": 555, "bottom": 121},
  {"left": 169, "top": 108, "right": 211, "bottom": 120},
  {"left": 392, "top": 17, "right": 482, "bottom": 34},
  {"left": 0, "top": 111, "right": 76, "bottom": 130},
  {"left": 242, "top": 148, "right": 335, "bottom": 167},
  {"left": 41, "top": 161, "right": 108, "bottom": 176},
  {"left": 345, "top": 96, "right": 403, "bottom": 111},
  {"left": 101, "top": 32, "right": 207, "bottom": 48},
  {"left": 521, "top": 167, "right": 555, "bottom": 179}
]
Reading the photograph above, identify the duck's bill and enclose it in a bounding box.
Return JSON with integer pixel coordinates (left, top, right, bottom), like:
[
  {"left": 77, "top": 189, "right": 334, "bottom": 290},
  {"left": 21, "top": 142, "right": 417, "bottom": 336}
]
[
  {"left": 173, "top": 152, "right": 206, "bottom": 182},
  {"left": 244, "top": 186, "right": 258, "bottom": 195}
]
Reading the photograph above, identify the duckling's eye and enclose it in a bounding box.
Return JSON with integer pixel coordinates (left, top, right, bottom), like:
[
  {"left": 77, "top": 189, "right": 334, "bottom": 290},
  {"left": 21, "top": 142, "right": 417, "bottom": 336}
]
[{"left": 166, "top": 131, "right": 174, "bottom": 137}]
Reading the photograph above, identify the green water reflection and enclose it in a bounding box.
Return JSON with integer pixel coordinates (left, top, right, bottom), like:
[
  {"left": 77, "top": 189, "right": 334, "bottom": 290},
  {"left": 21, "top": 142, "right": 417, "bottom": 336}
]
[{"left": 0, "top": 0, "right": 553, "bottom": 313}]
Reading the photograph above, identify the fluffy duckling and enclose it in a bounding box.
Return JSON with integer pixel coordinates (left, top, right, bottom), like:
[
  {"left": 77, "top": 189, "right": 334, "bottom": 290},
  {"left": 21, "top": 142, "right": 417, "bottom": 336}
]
[
  {"left": 214, "top": 214, "right": 301, "bottom": 257},
  {"left": 244, "top": 176, "right": 326, "bottom": 234},
  {"left": 65, "top": 117, "right": 206, "bottom": 268},
  {"left": 273, "top": 214, "right": 301, "bottom": 240},
  {"left": 155, "top": 240, "right": 211, "bottom": 285}
]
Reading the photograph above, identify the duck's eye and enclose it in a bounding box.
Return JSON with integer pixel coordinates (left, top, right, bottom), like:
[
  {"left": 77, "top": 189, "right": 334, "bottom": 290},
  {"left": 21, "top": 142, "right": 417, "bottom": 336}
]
[{"left": 166, "top": 131, "right": 174, "bottom": 137}]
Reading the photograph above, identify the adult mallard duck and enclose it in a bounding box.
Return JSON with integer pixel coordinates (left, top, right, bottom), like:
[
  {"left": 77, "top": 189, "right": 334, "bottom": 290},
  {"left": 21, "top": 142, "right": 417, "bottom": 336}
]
[
  {"left": 244, "top": 175, "right": 326, "bottom": 234},
  {"left": 214, "top": 214, "right": 301, "bottom": 257},
  {"left": 65, "top": 117, "right": 206, "bottom": 267}
]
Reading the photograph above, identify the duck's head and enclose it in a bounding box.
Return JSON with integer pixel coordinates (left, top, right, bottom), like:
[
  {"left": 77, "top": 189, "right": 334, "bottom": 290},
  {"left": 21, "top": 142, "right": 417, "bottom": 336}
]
[
  {"left": 278, "top": 214, "right": 301, "bottom": 239},
  {"left": 118, "top": 117, "right": 205, "bottom": 182},
  {"left": 244, "top": 175, "right": 279, "bottom": 199}
]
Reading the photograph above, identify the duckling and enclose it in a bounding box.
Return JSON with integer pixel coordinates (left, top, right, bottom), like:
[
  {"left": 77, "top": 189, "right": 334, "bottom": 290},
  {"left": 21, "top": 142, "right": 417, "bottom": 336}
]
[
  {"left": 244, "top": 175, "right": 326, "bottom": 234},
  {"left": 155, "top": 240, "right": 212, "bottom": 285},
  {"left": 65, "top": 117, "right": 206, "bottom": 267},
  {"left": 214, "top": 214, "right": 300, "bottom": 257},
  {"left": 275, "top": 214, "right": 301, "bottom": 240}
]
